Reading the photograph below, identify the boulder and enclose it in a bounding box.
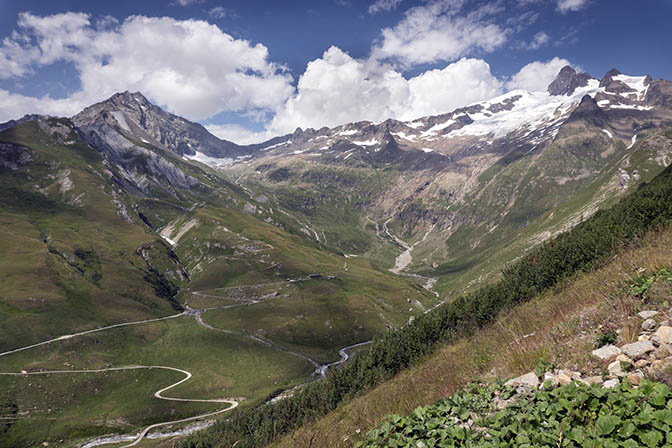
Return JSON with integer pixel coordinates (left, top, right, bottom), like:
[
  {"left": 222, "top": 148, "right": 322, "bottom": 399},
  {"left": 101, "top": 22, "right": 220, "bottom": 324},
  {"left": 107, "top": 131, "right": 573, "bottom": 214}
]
[
  {"left": 642, "top": 318, "right": 657, "bottom": 331},
  {"left": 654, "top": 326, "right": 672, "bottom": 345},
  {"left": 627, "top": 372, "right": 644, "bottom": 386},
  {"left": 592, "top": 344, "right": 621, "bottom": 360},
  {"left": 505, "top": 372, "right": 539, "bottom": 389},
  {"left": 620, "top": 341, "right": 656, "bottom": 359},
  {"left": 635, "top": 359, "right": 650, "bottom": 368},
  {"left": 653, "top": 343, "right": 672, "bottom": 360},
  {"left": 638, "top": 310, "right": 659, "bottom": 320},
  {"left": 557, "top": 372, "right": 572, "bottom": 385},
  {"left": 603, "top": 379, "right": 620, "bottom": 389},
  {"left": 616, "top": 354, "right": 632, "bottom": 363},
  {"left": 585, "top": 376, "right": 604, "bottom": 385},
  {"left": 543, "top": 372, "right": 559, "bottom": 388},
  {"left": 608, "top": 360, "right": 627, "bottom": 378}
]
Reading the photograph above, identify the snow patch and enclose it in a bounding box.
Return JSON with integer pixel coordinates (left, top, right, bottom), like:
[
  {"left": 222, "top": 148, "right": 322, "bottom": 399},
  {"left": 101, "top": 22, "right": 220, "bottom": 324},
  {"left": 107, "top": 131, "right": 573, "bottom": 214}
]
[
  {"left": 420, "top": 148, "right": 434, "bottom": 153},
  {"left": 352, "top": 139, "right": 379, "bottom": 147},
  {"left": 628, "top": 134, "right": 638, "bottom": 149},
  {"left": 337, "top": 129, "right": 358, "bottom": 136},
  {"left": 609, "top": 104, "right": 653, "bottom": 111},
  {"left": 390, "top": 131, "right": 417, "bottom": 141},
  {"left": 261, "top": 140, "right": 291, "bottom": 151},
  {"left": 447, "top": 80, "right": 601, "bottom": 139},
  {"left": 613, "top": 74, "right": 649, "bottom": 101},
  {"left": 421, "top": 119, "right": 456, "bottom": 137},
  {"left": 184, "top": 151, "right": 233, "bottom": 168},
  {"left": 405, "top": 121, "right": 424, "bottom": 129},
  {"left": 602, "top": 129, "right": 613, "bottom": 139}
]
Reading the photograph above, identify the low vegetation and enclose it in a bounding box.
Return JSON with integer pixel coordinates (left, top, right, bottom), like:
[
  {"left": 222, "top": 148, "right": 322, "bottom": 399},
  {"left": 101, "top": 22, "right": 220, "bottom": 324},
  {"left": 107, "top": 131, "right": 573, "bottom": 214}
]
[{"left": 359, "top": 381, "right": 672, "bottom": 447}]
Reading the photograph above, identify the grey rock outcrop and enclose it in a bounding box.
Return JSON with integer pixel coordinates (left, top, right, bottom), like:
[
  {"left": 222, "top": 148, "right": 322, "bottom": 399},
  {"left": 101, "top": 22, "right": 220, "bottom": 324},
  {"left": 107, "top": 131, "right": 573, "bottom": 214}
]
[
  {"left": 0, "top": 142, "right": 32, "bottom": 170},
  {"left": 548, "top": 66, "right": 594, "bottom": 96},
  {"left": 72, "top": 91, "right": 245, "bottom": 159},
  {"left": 620, "top": 340, "right": 656, "bottom": 359},
  {"left": 592, "top": 344, "right": 621, "bottom": 360}
]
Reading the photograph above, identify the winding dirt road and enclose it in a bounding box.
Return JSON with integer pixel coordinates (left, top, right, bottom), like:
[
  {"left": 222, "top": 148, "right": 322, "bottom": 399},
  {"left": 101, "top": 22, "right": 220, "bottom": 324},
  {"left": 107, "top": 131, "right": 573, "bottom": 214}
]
[
  {"left": 0, "top": 313, "right": 185, "bottom": 359},
  {"left": 0, "top": 365, "right": 237, "bottom": 447},
  {"left": 0, "top": 274, "right": 373, "bottom": 447}
]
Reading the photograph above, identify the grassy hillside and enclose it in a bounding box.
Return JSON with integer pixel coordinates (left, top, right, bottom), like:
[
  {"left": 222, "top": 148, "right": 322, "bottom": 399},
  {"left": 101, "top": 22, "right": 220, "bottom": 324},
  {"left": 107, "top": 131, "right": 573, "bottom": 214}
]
[{"left": 0, "top": 122, "right": 181, "bottom": 351}]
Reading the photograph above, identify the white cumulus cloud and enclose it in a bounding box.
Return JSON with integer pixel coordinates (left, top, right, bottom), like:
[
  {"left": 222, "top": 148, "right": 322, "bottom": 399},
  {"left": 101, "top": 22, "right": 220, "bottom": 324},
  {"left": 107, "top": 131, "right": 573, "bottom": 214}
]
[
  {"left": 372, "top": 1, "right": 508, "bottom": 67},
  {"left": 0, "top": 13, "right": 293, "bottom": 122},
  {"left": 268, "top": 47, "right": 504, "bottom": 135},
  {"left": 505, "top": 57, "right": 572, "bottom": 92},
  {"left": 527, "top": 31, "right": 550, "bottom": 50}
]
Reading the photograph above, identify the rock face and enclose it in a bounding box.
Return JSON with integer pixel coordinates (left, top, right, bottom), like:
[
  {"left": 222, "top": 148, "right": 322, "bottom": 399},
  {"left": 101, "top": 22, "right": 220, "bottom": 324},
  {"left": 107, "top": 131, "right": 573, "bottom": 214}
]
[
  {"left": 0, "top": 142, "right": 31, "bottom": 170},
  {"left": 72, "top": 94, "right": 204, "bottom": 196},
  {"left": 548, "top": 66, "right": 594, "bottom": 96},
  {"left": 566, "top": 95, "right": 608, "bottom": 126},
  {"left": 72, "top": 91, "right": 245, "bottom": 159}
]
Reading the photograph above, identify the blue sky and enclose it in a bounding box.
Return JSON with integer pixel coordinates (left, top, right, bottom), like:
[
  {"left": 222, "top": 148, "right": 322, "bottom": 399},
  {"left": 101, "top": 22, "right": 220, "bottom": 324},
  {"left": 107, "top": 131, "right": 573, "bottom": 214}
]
[{"left": 0, "top": 0, "right": 670, "bottom": 143}]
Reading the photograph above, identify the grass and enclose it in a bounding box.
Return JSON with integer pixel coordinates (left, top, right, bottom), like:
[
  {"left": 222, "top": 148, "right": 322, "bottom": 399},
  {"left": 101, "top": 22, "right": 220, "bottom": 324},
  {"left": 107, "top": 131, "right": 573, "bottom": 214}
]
[
  {"left": 271, "top": 224, "right": 672, "bottom": 447},
  {"left": 0, "top": 316, "right": 314, "bottom": 447},
  {"left": 201, "top": 264, "right": 435, "bottom": 362},
  {"left": 0, "top": 124, "right": 180, "bottom": 351}
]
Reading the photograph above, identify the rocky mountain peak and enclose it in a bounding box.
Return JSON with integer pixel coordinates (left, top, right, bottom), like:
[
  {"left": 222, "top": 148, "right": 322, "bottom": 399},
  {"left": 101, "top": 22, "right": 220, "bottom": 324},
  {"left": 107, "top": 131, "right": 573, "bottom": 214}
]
[
  {"left": 547, "top": 65, "right": 594, "bottom": 96},
  {"left": 599, "top": 69, "right": 622, "bottom": 88},
  {"left": 566, "top": 94, "right": 607, "bottom": 127},
  {"left": 73, "top": 91, "right": 246, "bottom": 159},
  {"left": 105, "top": 91, "right": 152, "bottom": 110}
]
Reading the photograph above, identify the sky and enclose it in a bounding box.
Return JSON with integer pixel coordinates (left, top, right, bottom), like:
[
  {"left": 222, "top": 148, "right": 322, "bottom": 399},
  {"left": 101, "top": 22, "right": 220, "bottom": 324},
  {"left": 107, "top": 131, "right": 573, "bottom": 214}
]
[{"left": 0, "top": 0, "right": 670, "bottom": 144}]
